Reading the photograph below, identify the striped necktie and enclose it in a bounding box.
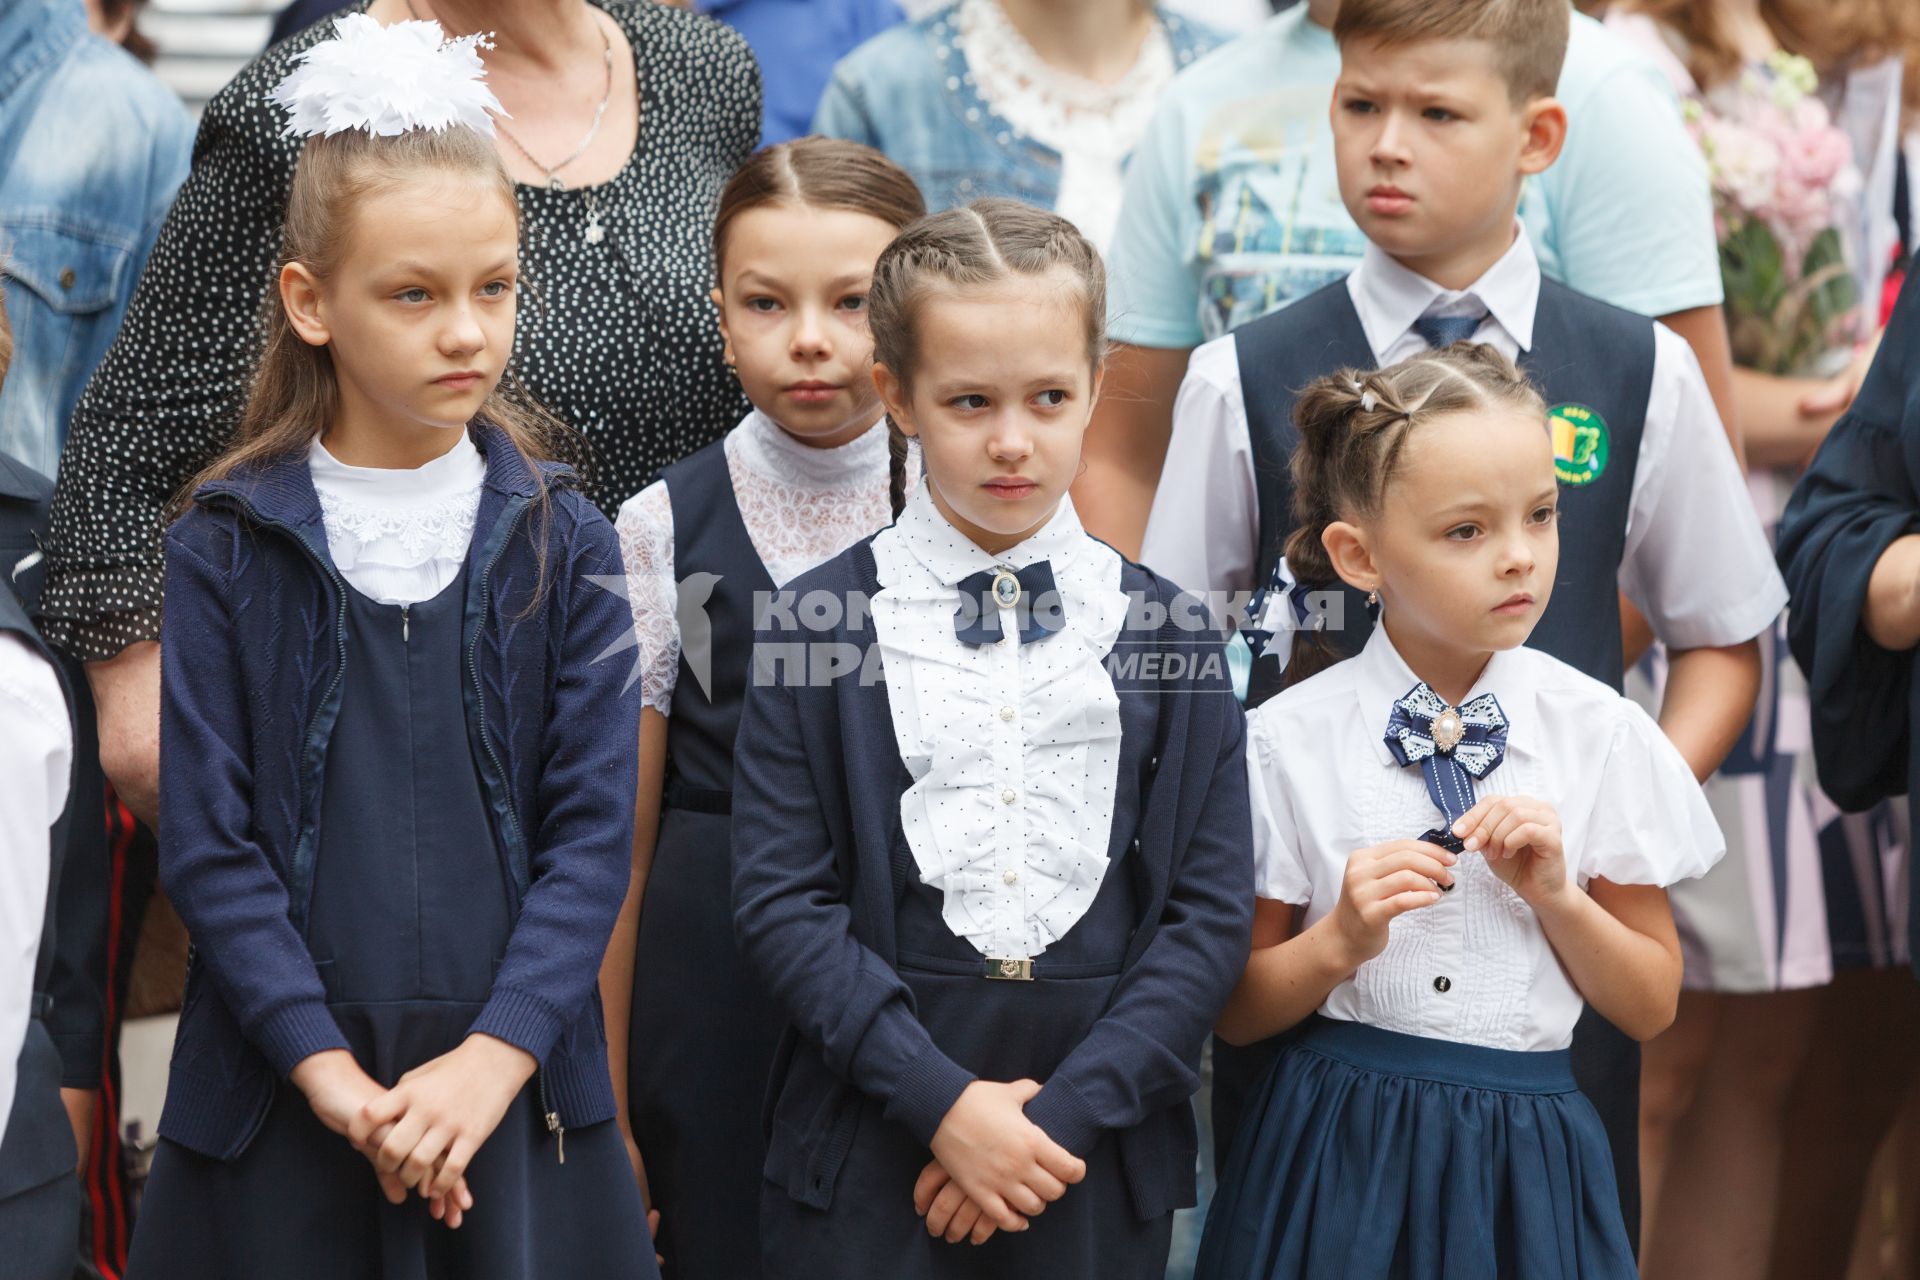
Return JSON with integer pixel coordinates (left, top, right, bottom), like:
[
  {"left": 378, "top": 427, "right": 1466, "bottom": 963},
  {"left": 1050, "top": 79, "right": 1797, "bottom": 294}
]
[{"left": 1412, "top": 307, "right": 1489, "bottom": 350}]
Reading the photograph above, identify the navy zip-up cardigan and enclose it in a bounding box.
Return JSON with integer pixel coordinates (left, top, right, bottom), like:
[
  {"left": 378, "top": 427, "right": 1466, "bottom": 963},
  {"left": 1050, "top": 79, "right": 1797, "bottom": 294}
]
[
  {"left": 155, "top": 425, "right": 640, "bottom": 1160},
  {"left": 731, "top": 542, "right": 1255, "bottom": 1220}
]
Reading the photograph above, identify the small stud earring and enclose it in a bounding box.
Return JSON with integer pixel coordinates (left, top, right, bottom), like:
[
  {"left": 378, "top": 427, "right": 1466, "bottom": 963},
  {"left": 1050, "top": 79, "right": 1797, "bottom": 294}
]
[{"left": 1366, "top": 589, "right": 1380, "bottom": 607}]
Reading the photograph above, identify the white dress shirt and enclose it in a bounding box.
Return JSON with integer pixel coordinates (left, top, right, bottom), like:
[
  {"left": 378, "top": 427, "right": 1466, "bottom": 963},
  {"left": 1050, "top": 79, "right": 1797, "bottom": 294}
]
[
  {"left": 870, "top": 484, "right": 1131, "bottom": 963},
  {"left": 308, "top": 433, "right": 486, "bottom": 607},
  {"left": 0, "top": 632, "right": 69, "bottom": 1143},
  {"left": 1142, "top": 227, "right": 1790, "bottom": 651},
  {"left": 1248, "top": 626, "right": 1724, "bottom": 1051}
]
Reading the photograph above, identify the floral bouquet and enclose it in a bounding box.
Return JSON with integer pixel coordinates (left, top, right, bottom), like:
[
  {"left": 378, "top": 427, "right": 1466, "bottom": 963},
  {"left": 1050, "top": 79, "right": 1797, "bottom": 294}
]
[{"left": 1686, "top": 51, "right": 1864, "bottom": 377}]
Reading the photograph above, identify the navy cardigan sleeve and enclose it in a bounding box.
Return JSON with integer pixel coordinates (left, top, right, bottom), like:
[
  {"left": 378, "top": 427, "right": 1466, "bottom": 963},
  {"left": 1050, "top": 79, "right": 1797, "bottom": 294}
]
[
  {"left": 469, "top": 501, "right": 642, "bottom": 1064},
  {"left": 732, "top": 661, "right": 978, "bottom": 1150},
  {"left": 1025, "top": 633, "right": 1255, "bottom": 1157},
  {"left": 157, "top": 513, "right": 350, "bottom": 1079},
  {"left": 1778, "top": 272, "right": 1920, "bottom": 809}
]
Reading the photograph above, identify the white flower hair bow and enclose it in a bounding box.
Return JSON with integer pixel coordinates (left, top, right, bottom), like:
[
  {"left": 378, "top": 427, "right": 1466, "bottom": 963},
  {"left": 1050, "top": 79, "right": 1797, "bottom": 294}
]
[{"left": 270, "top": 14, "right": 505, "bottom": 139}]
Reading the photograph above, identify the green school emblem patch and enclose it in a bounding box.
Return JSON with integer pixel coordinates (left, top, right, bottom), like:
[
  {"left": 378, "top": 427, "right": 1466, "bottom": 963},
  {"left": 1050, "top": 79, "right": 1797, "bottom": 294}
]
[{"left": 1549, "top": 403, "right": 1609, "bottom": 487}]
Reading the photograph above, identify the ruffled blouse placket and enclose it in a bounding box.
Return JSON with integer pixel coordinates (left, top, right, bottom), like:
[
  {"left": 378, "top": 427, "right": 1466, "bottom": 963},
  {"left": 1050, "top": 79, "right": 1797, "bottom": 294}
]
[{"left": 872, "top": 485, "right": 1128, "bottom": 965}]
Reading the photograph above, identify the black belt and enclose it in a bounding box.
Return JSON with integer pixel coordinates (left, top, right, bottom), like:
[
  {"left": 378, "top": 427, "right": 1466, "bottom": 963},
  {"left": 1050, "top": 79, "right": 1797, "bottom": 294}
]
[{"left": 662, "top": 780, "right": 732, "bottom": 815}]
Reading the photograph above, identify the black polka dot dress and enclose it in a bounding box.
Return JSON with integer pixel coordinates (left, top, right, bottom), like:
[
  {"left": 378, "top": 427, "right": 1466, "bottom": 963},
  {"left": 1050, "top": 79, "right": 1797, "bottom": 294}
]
[{"left": 40, "top": 0, "right": 759, "bottom": 660}]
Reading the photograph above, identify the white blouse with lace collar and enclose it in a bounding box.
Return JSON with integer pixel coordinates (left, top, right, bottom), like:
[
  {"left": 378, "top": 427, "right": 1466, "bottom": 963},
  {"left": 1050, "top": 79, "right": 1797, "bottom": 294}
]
[
  {"left": 955, "top": 0, "right": 1174, "bottom": 251},
  {"left": 307, "top": 432, "right": 485, "bottom": 607},
  {"left": 869, "top": 483, "right": 1130, "bottom": 964},
  {"left": 615, "top": 409, "right": 904, "bottom": 715}
]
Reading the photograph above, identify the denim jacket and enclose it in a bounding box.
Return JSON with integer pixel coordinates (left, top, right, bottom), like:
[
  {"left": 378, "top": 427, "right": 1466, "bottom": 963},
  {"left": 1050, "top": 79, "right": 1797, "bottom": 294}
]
[
  {"left": 0, "top": 0, "right": 190, "bottom": 478},
  {"left": 812, "top": 3, "right": 1223, "bottom": 215},
  {"left": 156, "top": 428, "right": 641, "bottom": 1159}
]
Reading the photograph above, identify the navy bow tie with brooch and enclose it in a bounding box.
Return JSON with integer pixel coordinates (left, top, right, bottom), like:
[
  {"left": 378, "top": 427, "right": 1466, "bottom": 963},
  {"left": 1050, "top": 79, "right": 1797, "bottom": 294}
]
[
  {"left": 954, "top": 560, "right": 1066, "bottom": 646},
  {"left": 1385, "top": 683, "right": 1509, "bottom": 859}
]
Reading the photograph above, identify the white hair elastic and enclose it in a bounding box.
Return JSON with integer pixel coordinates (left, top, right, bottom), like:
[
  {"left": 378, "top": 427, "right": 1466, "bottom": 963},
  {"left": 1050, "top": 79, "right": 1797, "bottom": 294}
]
[
  {"left": 270, "top": 14, "right": 505, "bottom": 139},
  {"left": 1360, "top": 391, "right": 1378, "bottom": 412}
]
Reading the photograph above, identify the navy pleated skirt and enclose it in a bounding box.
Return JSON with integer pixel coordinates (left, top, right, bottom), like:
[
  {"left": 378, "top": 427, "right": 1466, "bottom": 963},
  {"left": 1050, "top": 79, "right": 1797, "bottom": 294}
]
[{"left": 1195, "top": 1016, "right": 1637, "bottom": 1280}]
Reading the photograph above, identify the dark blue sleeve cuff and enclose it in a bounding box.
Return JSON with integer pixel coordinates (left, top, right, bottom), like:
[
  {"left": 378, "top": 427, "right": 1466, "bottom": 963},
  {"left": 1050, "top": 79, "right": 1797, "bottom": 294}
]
[{"left": 1025, "top": 1076, "right": 1103, "bottom": 1157}]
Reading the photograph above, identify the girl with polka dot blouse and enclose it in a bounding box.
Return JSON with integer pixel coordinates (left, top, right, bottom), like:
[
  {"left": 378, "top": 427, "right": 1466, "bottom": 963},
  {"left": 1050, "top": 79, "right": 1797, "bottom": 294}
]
[
  {"left": 728, "top": 199, "right": 1253, "bottom": 1280},
  {"left": 605, "top": 137, "right": 925, "bottom": 1280}
]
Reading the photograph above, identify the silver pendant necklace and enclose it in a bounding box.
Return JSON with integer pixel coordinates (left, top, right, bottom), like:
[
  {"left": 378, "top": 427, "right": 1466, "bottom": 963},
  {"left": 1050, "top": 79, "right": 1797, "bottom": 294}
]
[{"left": 404, "top": 0, "right": 615, "bottom": 244}]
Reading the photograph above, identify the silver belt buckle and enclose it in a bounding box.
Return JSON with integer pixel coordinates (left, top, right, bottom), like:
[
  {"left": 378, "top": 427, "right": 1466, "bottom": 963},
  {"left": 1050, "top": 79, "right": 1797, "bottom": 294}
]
[{"left": 984, "top": 957, "right": 1034, "bottom": 981}]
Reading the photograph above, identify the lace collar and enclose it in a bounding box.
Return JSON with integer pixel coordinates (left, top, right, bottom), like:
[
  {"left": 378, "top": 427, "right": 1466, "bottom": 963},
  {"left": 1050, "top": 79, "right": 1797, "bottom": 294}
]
[
  {"left": 956, "top": 0, "right": 1174, "bottom": 157},
  {"left": 731, "top": 408, "right": 892, "bottom": 491},
  {"left": 307, "top": 432, "right": 486, "bottom": 577}
]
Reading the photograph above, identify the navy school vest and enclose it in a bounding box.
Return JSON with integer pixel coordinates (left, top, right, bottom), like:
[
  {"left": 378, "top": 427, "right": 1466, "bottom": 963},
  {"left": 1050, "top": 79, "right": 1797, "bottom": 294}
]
[
  {"left": 1234, "top": 277, "right": 1654, "bottom": 707},
  {"left": 660, "top": 442, "right": 775, "bottom": 812}
]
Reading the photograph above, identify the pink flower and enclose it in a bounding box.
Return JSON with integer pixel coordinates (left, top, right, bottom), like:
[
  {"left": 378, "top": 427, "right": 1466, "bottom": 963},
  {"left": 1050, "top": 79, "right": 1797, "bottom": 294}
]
[
  {"left": 1769, "top": 171, "right": 1831, "bottom": 261},
  {"left": 1776, "top": 109, "right": 1855, "bottom": 191},
  {"left": 1789, "top": 95, "right": 1833, "bottom": 135},
  {"left": 1700, "top": 115, "right": 1780, "bottom": 217}
]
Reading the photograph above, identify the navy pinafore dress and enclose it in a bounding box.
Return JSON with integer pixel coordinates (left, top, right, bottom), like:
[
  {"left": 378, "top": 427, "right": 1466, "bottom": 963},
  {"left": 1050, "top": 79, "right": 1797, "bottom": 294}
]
[
  {"left": 628, "top": 442, "right": 782, "bottom": 1280},
  {"left": 758, "top": 677, "right": 1176, "bottom": 1279},
  {"left": 130, "top": 569, "right": 656, "bottom": 1280}
]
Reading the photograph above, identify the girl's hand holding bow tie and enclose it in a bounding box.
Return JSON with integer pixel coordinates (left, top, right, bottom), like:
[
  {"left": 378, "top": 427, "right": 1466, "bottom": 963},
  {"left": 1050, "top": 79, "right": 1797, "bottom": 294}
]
[{"left": 1454, "top": 795, "right": 1568, "bottom": 907}]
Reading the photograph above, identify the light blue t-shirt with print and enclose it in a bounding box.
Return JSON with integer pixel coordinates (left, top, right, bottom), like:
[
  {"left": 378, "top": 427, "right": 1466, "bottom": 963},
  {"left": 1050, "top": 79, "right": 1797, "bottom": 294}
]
[{"left": 1106, "top": 6, "right": 1725, "bottom": 348}]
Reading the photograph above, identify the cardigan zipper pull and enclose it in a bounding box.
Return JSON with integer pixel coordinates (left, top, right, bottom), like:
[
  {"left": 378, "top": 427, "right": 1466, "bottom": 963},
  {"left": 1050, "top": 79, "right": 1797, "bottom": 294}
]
[
  {"left": 538, "top": 1068, "right": 564, "bottom": 1162},
  {"left": 401, "top": 603, "right": 411, "bottom": 643}
]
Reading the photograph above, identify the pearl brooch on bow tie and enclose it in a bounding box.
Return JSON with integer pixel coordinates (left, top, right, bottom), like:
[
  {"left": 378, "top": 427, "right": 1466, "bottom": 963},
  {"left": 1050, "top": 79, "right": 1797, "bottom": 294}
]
[
  {"left": 1430, "top": 707, "right": 1466, "bottom": 752},
  {"left": 1385, "top": 683, "right": 1511, "bottom": 855}
]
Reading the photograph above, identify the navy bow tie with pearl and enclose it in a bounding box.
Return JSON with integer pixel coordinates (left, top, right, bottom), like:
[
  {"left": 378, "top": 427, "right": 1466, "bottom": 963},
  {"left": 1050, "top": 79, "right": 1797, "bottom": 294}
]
[
  {"left": 954, "top": 560, "right": 1065, "bottom": 646},
  {"left": 1385, "top": 683, "right": 1509, "bottom": 856}
]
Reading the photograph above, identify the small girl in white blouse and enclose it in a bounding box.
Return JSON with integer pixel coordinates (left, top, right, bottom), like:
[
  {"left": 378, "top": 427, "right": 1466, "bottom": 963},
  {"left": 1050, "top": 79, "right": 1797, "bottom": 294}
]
[
  {"left": 1195, "top": 344, "right": 1725, "bottom": 1280},
  {"left": 608, "top": 138, "right": 926, "bottom": 1280}
]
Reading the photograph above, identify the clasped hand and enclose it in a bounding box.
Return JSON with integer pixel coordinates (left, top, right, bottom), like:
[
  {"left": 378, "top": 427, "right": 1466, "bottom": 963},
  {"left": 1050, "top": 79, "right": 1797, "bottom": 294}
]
[
  {"left": 914, "top": 1079, "right": 1086, "bottom": 1246},
  {"left": 292, "top": 1034, "right": 538, "bottom": 1229}
]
